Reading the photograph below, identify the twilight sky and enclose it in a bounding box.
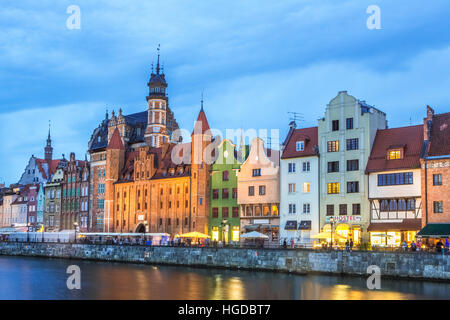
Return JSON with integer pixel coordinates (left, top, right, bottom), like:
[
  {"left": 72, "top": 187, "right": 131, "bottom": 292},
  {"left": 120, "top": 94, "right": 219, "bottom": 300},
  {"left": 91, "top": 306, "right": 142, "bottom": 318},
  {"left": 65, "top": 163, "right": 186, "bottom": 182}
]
[{"left": 0, "top": 0, "right": 450, "bottom": 185}]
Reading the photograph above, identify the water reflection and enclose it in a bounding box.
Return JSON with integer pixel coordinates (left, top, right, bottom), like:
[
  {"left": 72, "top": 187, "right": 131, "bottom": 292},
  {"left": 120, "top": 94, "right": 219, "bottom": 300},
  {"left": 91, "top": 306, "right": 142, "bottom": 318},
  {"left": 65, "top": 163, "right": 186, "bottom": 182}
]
[{"left": 0, "top": 256, "right": 449, "bottom": 300}]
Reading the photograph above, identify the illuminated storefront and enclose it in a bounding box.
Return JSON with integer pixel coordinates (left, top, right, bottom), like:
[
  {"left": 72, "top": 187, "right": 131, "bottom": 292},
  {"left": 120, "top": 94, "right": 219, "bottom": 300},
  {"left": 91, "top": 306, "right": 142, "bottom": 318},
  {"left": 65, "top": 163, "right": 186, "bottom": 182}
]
[{"left": 367, "top": 220, "right": 421, "bottom": 247}]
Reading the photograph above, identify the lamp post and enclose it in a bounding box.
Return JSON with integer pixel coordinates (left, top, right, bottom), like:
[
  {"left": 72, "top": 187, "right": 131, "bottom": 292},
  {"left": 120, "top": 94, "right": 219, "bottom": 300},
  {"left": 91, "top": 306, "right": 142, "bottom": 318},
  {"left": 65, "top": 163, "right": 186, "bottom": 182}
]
[
  {"left": 330, "top": 217, "right": 334, "bottom": 249},
  {"left": 73, "top": 222, "right": 78, "bottom": 243}
]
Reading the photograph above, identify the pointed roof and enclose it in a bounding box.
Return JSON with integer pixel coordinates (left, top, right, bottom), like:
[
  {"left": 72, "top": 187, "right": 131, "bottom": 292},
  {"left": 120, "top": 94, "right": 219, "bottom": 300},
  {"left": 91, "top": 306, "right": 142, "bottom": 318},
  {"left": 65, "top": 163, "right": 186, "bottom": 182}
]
[
  {"left": 192, "top": 106, "right": 211, "bottom": 135},
  {"left": 107, "top": 128, "right": 124, "bottom": 150}
]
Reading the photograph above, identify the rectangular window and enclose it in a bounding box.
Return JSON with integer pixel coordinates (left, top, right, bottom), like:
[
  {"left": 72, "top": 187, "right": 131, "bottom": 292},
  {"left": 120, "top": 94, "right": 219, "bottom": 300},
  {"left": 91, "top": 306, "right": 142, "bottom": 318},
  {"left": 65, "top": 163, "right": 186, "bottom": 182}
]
[
  {"left": 248, "top": 186, "right": 254, "bottom": 196},
  {"left": 303, "top": 203, "right": 310, "bottom": 214},
  {"left": 97, "top": 199, "right": 104, "bottom": 209},
  {"left": 346, "top": 118, "right": 354, "bottom": 129},
  {"left": 288, "top": 163, "right": 296, "bottom": 173},
  {"left": 326, "top": 205, "right": 334, "bottom": 216},
  {"left": 288, "top": 204, "right": 296, "bottom": 214},
  {"left": 327, "top": 141, "right": 339, "bottom": 152},
  {"left": 352, "top": 203, "right": 361, "bottom": 215},
  {"left": 339, "top": 204, "right": 347, "bottom": 216},
  {"left": 232, "top": 188, "right": 238, "bottom": 199},
  {"left": 222, "top": 207, "right": 229, "bottom": 218},
  {"left": 433, "top": 174, "right": 443, "bottom": 186},
  {"left": 252, "top": 169, "right": 261, "bottom": 177},
  {"left": 302, "top": 161, "right": 310, "bottom": 172},
  {"left": 332, "top": 120, "right": 339, "bottom": 131},
  {"left": 288, "top": 183, "right": 296, "bottom": 193},
  {"left": 377, "top": 172, "right": 413, "bottom": 186},
  {"left": 389, "top": 149, "right": 402, "bottom": 160},
  {"left": 433, "top": 201, "right": 443, "bottom": 213},
  {"left": 328, "top": 161, "right": 339, "bottom": 173},
  {"left": 347, "top": 181, "right": 359, "bottom": 193},
  {"left": 212, "top": 189, "right": 219, "bottom": 199},
  {"left": 346, "top": 138, "right": 359, "bottom": 150},
  {"left": 303, "top": 182, "right": 310, "bottom": 193},
  {"left": 222, "top": 188, "right": 229, "bottom": 199},
  {"left": 259, "top": 185, "right": 266, "bottom": 195},
  {"left": 232, "top": 207, "right": 239, "bottom": 218},
  {"left": 347, "top": 159, "right": 359, "bottom": 171},
  {"left": 212, "top": 208, "right": 219, "bottom": 218},
  {"left": 328, "top": 183, "right": 340, "bottom": 194},
  {"left": 296, "top": 141, "right": 305, "bottom": 151}
]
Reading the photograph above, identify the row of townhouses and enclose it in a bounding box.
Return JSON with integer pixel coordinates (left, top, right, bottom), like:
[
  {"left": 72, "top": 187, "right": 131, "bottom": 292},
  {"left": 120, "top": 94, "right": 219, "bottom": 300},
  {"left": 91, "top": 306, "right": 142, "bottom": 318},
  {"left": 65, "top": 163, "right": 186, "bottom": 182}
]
[{"left": 0, "top": 59, "right": 448, "bottom": 248}]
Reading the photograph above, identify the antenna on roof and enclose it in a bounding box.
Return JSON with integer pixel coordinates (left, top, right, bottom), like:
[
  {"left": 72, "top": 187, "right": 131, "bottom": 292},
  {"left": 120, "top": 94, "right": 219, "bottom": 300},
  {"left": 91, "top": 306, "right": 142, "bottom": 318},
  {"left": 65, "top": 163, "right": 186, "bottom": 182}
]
[{"left": 288, "top": 112, "right": 304, "bottom": 124}]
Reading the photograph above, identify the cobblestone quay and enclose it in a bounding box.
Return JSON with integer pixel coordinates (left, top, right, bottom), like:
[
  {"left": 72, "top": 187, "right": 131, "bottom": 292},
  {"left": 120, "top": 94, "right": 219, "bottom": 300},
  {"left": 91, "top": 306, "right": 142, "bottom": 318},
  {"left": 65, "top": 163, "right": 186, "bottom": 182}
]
[{"left": 1, "top": 242, "right": 449, "bottom": 281}]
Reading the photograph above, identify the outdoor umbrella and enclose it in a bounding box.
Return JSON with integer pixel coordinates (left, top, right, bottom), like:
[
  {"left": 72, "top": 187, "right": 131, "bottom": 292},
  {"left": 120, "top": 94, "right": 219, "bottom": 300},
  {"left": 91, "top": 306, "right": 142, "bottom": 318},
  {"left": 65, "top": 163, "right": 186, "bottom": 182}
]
[
  {"left": 240, "top": 231, "right": 269, "bottom": 239},
  {"left": 310, "top": 232, "right": 346, "bottom": 240},
  {"left": 177, "top": 231, "right": 210, "bottom": 239}
]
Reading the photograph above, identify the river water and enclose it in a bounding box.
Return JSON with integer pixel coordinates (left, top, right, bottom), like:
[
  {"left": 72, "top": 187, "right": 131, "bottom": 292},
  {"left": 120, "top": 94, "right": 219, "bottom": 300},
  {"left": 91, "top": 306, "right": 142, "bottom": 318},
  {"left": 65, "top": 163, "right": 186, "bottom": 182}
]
[{"left": 0, "top": 256, "right": 449, "bottom": 300}]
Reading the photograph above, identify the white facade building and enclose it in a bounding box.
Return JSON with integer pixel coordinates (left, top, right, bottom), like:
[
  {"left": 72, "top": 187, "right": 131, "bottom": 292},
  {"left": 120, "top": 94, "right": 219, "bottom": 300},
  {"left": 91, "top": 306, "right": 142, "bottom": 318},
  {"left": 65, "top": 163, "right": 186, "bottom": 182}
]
[{"left": 280, "top": 124, "right": 319, "bottom": 246}]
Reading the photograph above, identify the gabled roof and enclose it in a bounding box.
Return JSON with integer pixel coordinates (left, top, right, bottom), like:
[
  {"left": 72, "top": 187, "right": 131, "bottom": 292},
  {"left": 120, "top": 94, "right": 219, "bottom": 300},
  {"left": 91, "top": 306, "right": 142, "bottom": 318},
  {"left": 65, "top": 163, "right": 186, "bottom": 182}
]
[
  {"left": 426, "top": 112, "right": 450, "bottom": 157},
  {"left": 35, "top": 158, "right": 63, "bottom": 180},
  {"left": 281, "top": 127, "right": 318, "bottom": 159},
  {"left": 107, "top": 128, "right": 124, "bottom": 150},
  {"left": 366, "top": 125, "right": 423, "bottom": 173}
]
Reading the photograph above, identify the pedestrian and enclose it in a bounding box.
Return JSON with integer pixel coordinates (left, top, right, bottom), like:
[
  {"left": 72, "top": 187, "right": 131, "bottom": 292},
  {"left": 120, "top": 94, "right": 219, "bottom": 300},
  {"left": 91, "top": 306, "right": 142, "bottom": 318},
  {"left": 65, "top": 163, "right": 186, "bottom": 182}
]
[
  {"left": 436, "top": 239, "right": 444, "bottom": 253},
  {"left": 290, "top": 238, "right": 295, "bottom": 249},
  {"left": 283, "top": 238, "right": 287, "bottom": 249},
  {"left": 349, "top": 239, "right": 354, "bottom": 252},
  {"left": 345, "top": 240, "right": 349, "bottom": 252},
  {"left": 445, "top": 238, "right": 450, "bottom": 252},
  {"left": 410, "top": 240, "right": 416, "bottom": 252},
  {"left": 402, "top": 240, "right": 407, "bottom": 251}
]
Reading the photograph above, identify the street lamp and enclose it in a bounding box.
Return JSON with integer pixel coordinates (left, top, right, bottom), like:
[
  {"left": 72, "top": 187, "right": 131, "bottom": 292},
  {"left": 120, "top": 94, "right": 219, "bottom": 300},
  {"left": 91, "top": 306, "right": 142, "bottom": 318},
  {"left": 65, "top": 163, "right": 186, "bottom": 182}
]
[
  {"left": 73, "top": 222, "right": 78, "bottom": 243},
  {"left": 330, "top": 217, "right": 334, "bottom": 249}
]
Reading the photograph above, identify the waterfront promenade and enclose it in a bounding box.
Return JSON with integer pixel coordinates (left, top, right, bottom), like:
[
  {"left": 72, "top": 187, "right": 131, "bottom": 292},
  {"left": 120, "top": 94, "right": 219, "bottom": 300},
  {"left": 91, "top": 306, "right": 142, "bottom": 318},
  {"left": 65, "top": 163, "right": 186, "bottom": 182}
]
[{"left": 0, "top": 242, "right": 449, "bottom": 281}]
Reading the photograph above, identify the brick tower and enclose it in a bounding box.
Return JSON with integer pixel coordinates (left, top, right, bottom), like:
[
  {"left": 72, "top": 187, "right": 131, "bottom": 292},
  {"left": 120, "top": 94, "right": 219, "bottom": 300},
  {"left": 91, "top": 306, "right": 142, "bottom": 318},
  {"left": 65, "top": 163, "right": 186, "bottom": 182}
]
[
  {"left": 105, "top": 128, "right": 125, "bottom": 232},
  {"left": 190, "top": 100, "right": 212, "bottom": 234}
]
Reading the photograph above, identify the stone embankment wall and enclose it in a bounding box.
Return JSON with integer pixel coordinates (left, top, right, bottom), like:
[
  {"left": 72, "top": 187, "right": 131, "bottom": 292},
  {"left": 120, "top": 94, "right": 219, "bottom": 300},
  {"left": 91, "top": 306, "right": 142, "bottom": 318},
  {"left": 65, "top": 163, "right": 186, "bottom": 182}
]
[{"left": 0, "top": 242, "right": 449, "bottom": 281}]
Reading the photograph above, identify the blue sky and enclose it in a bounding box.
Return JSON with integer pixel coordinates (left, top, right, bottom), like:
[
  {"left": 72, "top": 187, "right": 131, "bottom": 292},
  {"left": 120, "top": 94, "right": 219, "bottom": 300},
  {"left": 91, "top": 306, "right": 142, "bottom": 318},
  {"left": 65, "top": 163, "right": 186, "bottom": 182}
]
[{"left": 0, "top": 0, "right": 450, "bottom": 185}]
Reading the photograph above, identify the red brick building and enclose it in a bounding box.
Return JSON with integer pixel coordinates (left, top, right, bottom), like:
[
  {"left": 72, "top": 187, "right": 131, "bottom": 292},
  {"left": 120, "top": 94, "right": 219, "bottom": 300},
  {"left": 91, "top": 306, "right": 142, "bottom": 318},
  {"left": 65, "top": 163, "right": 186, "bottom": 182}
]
[
  {"left": 418, "top": 106, "right": 450, "bottom": 240},
  {"left": 88, "top": 53, "right": 212, "bottom": 235},
  {"left": 60, "top": 153, "right": 90, "bottom": 231}
]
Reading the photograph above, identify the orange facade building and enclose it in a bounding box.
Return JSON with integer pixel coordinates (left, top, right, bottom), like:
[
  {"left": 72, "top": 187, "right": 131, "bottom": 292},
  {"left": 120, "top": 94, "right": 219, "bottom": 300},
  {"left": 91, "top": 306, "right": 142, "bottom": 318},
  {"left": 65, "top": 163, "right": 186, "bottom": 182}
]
[{"left": 88, "top": 57, "right": 212, "bottom": 235}]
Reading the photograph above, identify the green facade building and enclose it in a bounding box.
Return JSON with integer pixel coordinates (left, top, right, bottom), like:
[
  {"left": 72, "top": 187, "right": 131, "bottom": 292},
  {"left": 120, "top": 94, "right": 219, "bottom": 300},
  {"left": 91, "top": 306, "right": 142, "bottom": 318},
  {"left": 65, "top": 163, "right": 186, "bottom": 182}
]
[{"left": 209, "top": 139, "right": 247, "bottom": 244}]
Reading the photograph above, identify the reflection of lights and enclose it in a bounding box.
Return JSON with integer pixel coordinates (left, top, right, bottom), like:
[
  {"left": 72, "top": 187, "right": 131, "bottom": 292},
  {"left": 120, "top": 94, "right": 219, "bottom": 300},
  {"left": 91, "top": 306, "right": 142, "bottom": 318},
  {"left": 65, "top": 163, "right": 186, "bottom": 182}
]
[{"left": 227, "top": 277, "right": 245, "bottom": 300}]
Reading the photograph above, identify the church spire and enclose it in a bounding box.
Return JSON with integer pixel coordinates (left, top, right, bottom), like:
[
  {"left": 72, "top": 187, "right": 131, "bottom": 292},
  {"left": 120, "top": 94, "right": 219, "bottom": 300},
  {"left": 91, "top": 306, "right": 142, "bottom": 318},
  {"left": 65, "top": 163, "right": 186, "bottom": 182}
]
[
  {"left": 156, "top": 44, "right": 161, "bottom": 75},
  {"left": 45, "top": 120, "right": 53, "bottom": 162},
  {"left": 200, "top": 92, "right": 204, "bottom": 112}
]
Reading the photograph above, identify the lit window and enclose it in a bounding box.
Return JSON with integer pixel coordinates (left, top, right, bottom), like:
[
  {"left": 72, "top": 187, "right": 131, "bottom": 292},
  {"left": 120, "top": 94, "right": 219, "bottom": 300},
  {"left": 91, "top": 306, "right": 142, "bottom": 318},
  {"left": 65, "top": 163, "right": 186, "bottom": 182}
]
[
  {"left": 288, "top": 183, "right": 296, "bottom": 193},
  {"left": 389, "top": 150, "right": 402, "bottom": 160},
  {"left": 303, "top": 182, "right": 310, "bottom": 193},
  {"left": 327, "top": 183, "right": 340, "bottom": 194}
]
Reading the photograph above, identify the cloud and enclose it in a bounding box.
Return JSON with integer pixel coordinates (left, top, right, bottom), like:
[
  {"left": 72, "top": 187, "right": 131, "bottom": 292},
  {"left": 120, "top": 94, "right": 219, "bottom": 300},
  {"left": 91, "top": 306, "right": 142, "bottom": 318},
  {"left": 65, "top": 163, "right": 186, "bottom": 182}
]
[{"left": 0, "top": 102, "right": 106, "bottom": 184}]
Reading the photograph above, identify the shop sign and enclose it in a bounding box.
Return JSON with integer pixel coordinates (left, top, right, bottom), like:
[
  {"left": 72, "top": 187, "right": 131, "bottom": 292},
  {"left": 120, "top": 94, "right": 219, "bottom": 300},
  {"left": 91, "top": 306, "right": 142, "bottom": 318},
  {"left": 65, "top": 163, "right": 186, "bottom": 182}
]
[
  {"left": 253, "top": 219, "right": 270, "bottom": 224},
  {"left": 326, "top": 216, "right": 362, "bottom": 223}
]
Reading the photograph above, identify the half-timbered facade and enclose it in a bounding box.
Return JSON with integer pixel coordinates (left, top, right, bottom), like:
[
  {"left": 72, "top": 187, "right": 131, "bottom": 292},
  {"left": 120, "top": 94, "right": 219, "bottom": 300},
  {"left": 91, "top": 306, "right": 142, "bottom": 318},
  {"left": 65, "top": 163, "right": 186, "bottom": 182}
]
[{"left": 366, "top": 125, "right": 423, "bottom": 247}]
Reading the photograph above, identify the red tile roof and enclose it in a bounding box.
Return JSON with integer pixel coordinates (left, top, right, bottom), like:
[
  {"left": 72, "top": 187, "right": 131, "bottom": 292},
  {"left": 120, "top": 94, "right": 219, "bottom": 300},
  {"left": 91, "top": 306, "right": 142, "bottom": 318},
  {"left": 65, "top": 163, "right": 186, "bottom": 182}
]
[
  {"left": 366, "top": 125, "right": 423, "bottom": 173},
  {"left": 107, "top": 128, "right": 124, "bottom": 150},
  {"left": 426, "top": 112, "right": 450, "bottom": 157},
  {"left": 281, "top": 127, "right": 318, "bottom": 159},
  {"left": 35, "top": 158, "right": 62, "bottom": 180},
  {"left": 192, "top": 109, "right": 211, "bottom": 135}
]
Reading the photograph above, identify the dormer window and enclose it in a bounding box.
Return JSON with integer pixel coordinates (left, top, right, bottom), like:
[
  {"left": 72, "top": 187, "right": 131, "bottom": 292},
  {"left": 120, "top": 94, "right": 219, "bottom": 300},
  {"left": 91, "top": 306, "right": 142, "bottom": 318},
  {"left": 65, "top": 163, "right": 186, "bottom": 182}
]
[
  {"left": 388, "top": 149, "right": 402, "bottom": 160},
  {"left": 296, "top": 141, "right": 305, "bottom": 151}
]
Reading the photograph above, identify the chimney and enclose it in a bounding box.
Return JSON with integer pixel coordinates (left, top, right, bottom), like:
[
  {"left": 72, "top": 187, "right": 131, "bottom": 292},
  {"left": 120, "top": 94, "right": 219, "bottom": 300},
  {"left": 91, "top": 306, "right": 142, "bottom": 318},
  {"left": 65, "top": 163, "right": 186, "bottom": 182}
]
[{"left": 424, "top": 105, "right": 435, "bottom": 141}]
